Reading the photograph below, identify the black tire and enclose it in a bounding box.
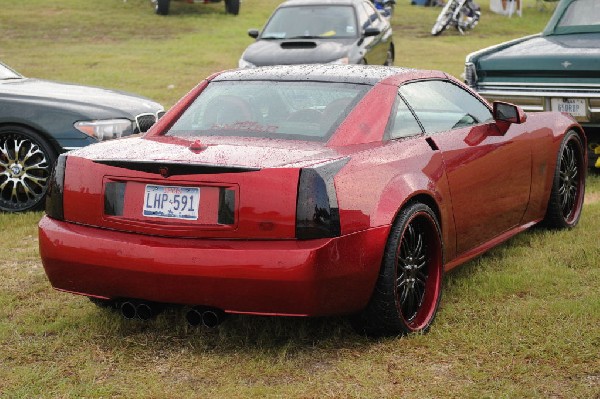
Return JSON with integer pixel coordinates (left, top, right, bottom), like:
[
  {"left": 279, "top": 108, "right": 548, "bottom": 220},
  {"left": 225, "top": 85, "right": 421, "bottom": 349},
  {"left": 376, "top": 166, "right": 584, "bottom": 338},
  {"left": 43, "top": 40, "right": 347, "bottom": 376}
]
[
  {"left": 542, "top": 130, "right": 586, "bottom": 229},
  {"left": 155, "top": 0, "right": 170, "bottom": 15},
  {"left": 224, "top": 0, "right": 240, "bottom": 15},
  {"left": 384, "top": 44, "right": 394, "bottom": 66},
  {"left": 351, "top": 202, "right": 444, "bottom": 337},
  {"left": 0, "top": 126, "right": 57, "bottom": 212},
  {"left": 431, "top": 14, "right": 452, "bottom": 36},
  {"left": 431, "top": 1, "right": 455, "bottom": 36}
]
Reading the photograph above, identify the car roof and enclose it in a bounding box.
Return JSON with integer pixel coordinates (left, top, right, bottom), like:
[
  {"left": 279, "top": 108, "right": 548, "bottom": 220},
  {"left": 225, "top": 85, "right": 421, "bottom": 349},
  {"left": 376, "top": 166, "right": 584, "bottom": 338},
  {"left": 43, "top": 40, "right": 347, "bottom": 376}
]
[{"left": 211, "top": 65, "right": 416, "bottom": 86}]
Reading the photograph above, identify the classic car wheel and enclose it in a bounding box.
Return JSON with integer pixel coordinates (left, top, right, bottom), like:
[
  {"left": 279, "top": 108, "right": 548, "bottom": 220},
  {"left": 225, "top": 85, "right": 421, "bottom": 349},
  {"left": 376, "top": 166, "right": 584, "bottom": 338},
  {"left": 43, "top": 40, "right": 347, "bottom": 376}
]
[
  {"left": 543, "top": 130, "right": 585, "bottom": 229},
  {"left": 351, "top": 202, "right": 443, "bottom": 336},
  {"left": 155, "top": 0, "right": 170, "bottom": 15},
  {"left": 384, "top": 45, "right": 394, "bottom": 66},
  {"left": 0, "top": 126, "right": 56, "bottom": 212},
  {"left": 224, "top": 0, "right": 240, "bottom": 15}
]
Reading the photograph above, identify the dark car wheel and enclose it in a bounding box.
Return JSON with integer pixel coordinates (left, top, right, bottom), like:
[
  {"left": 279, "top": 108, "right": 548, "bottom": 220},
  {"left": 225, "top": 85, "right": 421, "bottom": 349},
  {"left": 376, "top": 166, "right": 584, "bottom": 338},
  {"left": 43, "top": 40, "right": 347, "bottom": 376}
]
[
  {"left": 155, "top": 0, "right": 170, "bottom": 15},
  {"left": 543, "top": 130, "right": 586, "bottom": 229},
  {"left": 0, "top": 126, "right": 56, "bottom": 212},
  {"left": 224, "top": 0, "right": 240, "bottom": 15},
  {"left": 351, "top": 202, "right": 443, "bottom": 337}
]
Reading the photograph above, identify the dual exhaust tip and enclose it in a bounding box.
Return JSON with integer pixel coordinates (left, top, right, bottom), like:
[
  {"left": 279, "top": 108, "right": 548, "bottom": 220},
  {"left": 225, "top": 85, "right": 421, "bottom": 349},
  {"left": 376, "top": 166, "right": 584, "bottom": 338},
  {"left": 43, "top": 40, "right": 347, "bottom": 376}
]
[{"left": 119, "top": 300, "right": 225, "bottom": 328}]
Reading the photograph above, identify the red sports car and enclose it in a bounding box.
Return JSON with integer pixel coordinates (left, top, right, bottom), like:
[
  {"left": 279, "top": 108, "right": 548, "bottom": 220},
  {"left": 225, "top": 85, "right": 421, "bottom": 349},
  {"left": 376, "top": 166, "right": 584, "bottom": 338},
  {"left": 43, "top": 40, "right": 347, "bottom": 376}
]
[{"left": 39, "top": 65, "right": 586, "bottom": 336}]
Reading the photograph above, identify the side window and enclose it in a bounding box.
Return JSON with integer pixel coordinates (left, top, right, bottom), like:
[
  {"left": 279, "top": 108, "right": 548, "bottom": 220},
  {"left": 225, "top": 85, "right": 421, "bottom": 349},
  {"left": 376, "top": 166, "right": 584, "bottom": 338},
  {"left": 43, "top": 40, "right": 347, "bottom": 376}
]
[
  {"left": 388, "top": 95, "right": 423, "bottom": 139},
  {"left": 399, "top": 80, "right": 493, "bottom": 135}
]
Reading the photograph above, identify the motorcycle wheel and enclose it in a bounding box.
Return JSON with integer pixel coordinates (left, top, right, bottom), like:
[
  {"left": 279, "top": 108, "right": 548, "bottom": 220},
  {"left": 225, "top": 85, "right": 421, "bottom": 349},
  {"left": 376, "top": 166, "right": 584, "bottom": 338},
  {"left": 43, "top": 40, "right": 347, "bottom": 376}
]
[{"left": 431, "top": 2, "right": 454, "bottom": 36}]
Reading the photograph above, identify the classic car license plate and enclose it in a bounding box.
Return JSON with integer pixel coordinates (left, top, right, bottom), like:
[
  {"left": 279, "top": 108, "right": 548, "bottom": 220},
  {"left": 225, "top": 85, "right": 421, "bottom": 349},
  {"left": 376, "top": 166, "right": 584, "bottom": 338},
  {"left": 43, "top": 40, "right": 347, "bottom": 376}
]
[
  {"left": 551, "top": 98, "right": 587, "bottom": 117},
  {"left": 143, "top": 185, "right": 200, "bottom": 220}
]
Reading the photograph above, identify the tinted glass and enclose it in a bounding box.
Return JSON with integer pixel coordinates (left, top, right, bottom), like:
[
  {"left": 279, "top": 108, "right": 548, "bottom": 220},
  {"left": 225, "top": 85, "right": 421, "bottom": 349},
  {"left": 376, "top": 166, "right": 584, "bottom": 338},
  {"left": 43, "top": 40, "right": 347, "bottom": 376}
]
[
  {"left": 262, "top": 6, "right": 358, "bottom": 39},
  {"left": 166, "top": 81, "right": 368, "bottom": 142},
  {"left": 388, "top": 96, "right": 423, "bottom": 139},
  {"left": 558, "top": 0, "right": 600, "bottom": 27},
  {"left": 399, "top": 80, "right": 492, "bottom": 134}
]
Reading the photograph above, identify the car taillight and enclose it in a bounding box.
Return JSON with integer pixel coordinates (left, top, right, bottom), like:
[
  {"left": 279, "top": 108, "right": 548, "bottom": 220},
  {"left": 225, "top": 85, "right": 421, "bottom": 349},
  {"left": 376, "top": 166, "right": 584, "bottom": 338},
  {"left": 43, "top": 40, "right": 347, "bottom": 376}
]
[
  {"left": 45, "top": 154, "right": 67, "bottom": 220},
  {"left": 295, "top": 159, "right": 347, "bottom": 240}
]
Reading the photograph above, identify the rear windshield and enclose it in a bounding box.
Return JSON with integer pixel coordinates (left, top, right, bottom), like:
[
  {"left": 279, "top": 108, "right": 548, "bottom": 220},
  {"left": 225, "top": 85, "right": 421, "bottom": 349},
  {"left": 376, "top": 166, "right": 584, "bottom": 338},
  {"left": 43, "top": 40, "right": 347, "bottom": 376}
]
[
  {"left": 557, "top": 0, "right": 600, "bottom": 28},
  {"left": 165, "top": 80, "right": 368, "bottom": 142},
  {"left": 261, "top": 5, "right": 358, "bottom": 39}
]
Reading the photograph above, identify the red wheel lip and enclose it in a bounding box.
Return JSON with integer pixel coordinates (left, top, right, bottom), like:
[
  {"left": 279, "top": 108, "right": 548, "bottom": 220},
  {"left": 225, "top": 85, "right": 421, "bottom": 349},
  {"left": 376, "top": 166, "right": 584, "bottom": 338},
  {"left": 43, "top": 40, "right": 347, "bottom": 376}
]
[
  {"left": 562, "top": 136, "right": 586, "bottom": 226},
  {"left": 395, "top": 211, "right": 443, "bottom": 332}
]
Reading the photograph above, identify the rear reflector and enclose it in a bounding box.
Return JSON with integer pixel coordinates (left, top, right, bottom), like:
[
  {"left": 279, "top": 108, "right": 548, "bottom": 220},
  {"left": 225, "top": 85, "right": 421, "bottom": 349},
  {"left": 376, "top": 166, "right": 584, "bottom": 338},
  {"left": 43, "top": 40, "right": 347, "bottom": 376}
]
[
  {"left": 218, "top": 188, "right": 235, "bottom": 225},
  {"left": 104, "top": 182, "right": 126, "bottom": 216}
]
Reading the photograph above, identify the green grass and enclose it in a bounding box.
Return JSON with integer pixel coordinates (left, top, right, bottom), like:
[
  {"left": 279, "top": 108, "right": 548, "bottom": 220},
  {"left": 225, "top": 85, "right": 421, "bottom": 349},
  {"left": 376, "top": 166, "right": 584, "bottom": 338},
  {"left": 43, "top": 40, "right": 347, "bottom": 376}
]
[{"left": 2, "top": 0, "right": 600, "bottom": 397}]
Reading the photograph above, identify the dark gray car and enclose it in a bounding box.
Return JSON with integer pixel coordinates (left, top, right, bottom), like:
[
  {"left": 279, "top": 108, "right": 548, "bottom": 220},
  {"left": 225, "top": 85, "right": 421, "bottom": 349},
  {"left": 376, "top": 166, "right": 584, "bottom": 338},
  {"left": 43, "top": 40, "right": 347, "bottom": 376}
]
[
  {"left": 239, "top": 0, "right": 394, "bottom": 68},
  {"left": 0, "top": 61, "right": 164, "bottom": 212}
]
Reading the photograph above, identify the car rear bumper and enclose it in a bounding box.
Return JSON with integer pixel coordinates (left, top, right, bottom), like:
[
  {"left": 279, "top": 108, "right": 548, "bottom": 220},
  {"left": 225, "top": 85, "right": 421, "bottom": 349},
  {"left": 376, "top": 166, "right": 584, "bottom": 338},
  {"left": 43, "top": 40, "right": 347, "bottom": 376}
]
[{"left": 39, "top": 216, "right": 389, "bottom": 317}]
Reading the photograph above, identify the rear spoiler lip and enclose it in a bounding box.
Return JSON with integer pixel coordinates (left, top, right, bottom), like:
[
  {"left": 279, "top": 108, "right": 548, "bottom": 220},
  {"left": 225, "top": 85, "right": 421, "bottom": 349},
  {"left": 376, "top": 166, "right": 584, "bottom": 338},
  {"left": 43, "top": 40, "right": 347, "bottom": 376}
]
[{"left": 93, "top": 160, "right": 260, "bottom": 176}]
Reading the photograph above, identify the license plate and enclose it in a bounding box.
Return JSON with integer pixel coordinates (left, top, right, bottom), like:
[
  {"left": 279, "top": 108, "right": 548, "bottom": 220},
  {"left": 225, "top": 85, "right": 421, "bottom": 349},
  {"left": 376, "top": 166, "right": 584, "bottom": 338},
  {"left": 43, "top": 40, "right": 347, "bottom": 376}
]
[
  {"left": 551, "top": 98, "right": 587, "bottom": 118},
  {"left": 143, "top": 185, "right": 200, "bottom": 220}
]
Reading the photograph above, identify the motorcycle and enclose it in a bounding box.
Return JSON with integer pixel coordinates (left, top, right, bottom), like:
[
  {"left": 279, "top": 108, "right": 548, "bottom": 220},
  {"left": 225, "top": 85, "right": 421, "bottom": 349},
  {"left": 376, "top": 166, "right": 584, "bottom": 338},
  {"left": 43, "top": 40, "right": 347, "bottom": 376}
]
[
  {"left": 431, "top": 0, "right": 480, "bottom": 36},
  {"left": 372, "top": 0, "right": 395, "bottom": 18}
]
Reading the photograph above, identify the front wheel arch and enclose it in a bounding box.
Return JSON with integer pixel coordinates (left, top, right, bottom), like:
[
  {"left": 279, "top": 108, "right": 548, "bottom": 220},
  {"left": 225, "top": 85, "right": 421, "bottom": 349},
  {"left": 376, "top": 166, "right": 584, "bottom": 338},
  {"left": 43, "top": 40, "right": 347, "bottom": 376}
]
[
  {"left": 542, "top": 129, "right": 586, "bottom": 229},
  {"left": 350, "top": 201, "right": 444, "bottom": 337}
]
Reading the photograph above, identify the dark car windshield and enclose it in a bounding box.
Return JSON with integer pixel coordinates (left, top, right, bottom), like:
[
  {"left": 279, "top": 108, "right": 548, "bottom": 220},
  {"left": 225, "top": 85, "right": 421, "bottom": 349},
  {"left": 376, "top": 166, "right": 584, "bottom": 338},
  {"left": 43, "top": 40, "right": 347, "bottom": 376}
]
[
  {"left": 165, "top": 80, "right": 369, "bottom": 142},
  {"left": 0, "top": 63, "right": 22, "bottom": 80},
  {"left": 261, "top": 6, "right": 358, "bottom": 39}
]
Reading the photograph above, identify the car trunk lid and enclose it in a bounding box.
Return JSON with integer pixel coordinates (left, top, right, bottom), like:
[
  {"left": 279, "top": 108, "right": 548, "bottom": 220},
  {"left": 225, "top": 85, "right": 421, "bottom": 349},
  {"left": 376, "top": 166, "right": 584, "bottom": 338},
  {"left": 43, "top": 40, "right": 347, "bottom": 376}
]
[{"left": 61, "top": 136, "right": 341, "bottom": 239}]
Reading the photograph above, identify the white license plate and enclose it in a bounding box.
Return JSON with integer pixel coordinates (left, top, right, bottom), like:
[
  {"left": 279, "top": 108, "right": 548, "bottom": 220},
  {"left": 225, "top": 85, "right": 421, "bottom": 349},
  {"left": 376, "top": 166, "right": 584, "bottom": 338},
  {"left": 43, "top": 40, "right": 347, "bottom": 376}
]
[
  {"left": 551, "top": 98, "right": 587, "bottom": 117},
  {"left": 143, "top": 185, "right": 200, "bottom": 220}
]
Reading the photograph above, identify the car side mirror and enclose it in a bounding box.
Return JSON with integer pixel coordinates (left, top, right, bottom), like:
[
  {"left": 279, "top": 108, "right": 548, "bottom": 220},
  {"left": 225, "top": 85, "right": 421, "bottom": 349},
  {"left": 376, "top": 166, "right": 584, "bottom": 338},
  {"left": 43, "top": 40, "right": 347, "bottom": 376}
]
[
  {"left": 493, "top": 101, "right": 527, "bottom": 124},
  {"left": 363, "top": 27, "right": 381, "bottom": 37},
  {"left": 248, "top": 29, "right": 259, "bottom": 39}
]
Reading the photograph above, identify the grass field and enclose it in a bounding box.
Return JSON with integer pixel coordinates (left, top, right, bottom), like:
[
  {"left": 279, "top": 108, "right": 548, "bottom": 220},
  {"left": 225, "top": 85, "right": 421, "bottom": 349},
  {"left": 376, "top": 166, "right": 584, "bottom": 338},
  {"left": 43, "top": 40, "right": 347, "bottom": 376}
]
[{"left": 1, "top": 0, "right": 600, "bottom": 397}]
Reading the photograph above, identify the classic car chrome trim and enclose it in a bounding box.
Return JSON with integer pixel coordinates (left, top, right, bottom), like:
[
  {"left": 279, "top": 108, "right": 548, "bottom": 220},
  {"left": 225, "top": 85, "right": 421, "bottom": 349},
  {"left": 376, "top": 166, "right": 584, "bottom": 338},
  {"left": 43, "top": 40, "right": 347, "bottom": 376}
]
[{"left": 478, "top": 82, "right": 600, "bottom": 90}]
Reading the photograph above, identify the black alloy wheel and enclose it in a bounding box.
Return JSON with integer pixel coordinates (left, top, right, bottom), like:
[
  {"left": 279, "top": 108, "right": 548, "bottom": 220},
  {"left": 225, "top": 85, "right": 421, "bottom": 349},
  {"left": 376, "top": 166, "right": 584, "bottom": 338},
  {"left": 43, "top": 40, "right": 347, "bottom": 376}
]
[
  {"left": 0, "top": 126, "right": 56, "bottom": 212},
  {"left": 543, "top": 130, "right": 586, "bottom": 228},
  {"left": 351, "top": 202, "right": 443, "bottom": 337}
]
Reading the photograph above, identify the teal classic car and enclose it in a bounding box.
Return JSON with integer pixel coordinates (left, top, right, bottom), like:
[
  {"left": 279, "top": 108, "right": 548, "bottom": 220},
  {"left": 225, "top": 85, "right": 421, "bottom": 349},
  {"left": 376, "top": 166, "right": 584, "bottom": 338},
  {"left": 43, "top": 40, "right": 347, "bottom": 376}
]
[{"left": 465, "top": 0, "right": 600, "bottom": 168}]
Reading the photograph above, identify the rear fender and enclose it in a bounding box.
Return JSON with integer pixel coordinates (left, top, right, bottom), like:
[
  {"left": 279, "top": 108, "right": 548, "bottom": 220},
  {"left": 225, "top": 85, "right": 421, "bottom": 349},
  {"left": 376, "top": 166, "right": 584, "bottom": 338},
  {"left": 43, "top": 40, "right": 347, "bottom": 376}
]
[{"left": 370, "top": 170, "right": 456, "bottom": 263}]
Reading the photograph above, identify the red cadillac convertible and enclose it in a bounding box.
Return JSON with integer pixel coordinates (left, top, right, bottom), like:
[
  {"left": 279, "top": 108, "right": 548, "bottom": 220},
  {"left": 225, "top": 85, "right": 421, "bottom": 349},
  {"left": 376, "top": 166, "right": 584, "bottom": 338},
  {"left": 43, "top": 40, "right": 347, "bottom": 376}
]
[{"left": 39, "top": 65, "right": 586, "bottom": 336}]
